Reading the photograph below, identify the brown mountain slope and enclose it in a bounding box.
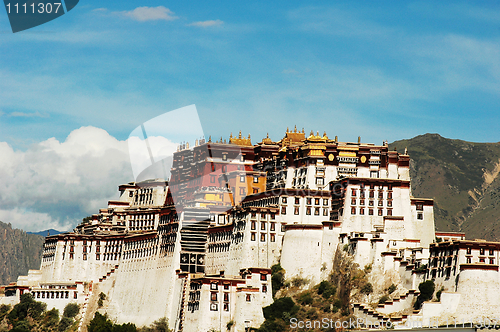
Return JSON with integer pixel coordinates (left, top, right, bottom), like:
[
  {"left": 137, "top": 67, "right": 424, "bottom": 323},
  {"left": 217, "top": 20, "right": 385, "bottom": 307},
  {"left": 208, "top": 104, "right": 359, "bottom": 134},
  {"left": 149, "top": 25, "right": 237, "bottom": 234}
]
[
  {"left": 390, "top": 134, "right": 500, "bottom": 240},
  {"left": 0, "top": 221, "right": 45, "bottom": 285}
]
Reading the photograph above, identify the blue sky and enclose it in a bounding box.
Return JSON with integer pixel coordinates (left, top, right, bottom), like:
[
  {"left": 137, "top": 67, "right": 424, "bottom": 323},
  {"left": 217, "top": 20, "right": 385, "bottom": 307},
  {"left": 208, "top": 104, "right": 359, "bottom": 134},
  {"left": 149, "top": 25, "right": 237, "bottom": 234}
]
[{"left": 1, "top": 1, "right": 500, "bottom": 230}]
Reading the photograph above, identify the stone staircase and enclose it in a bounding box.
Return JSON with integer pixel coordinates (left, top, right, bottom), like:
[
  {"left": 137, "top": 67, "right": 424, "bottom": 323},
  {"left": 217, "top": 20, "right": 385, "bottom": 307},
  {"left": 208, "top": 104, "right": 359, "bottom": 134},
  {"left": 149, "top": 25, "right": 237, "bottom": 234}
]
[
  {"left": 353, "top": 289, "right": 419, "bottom": 327},
  {"left": 177, "top": 276, "right": 189, "bottom": 332},
  {"left": 77, "top": 282, "right": 93, "bottom": 332},
  {"left": 98, "top": 264, "right": 119, "bottom": 282},
  {"left": 376, "top": 289, "right": 418, "bottom": 315}
]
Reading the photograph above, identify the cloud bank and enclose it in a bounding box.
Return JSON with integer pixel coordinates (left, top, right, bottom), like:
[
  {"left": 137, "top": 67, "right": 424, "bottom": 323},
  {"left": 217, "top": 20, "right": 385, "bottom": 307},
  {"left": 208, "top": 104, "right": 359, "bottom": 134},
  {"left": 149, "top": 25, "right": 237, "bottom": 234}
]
[
  {"left": 0, "top": 126, "right": 135, "bottom": 232},
  {"left": 120, "top": 6, "right": 177, "bottom": 22},
  {"left": 188, "top": 20, "right": 224, "bottom": 28}
]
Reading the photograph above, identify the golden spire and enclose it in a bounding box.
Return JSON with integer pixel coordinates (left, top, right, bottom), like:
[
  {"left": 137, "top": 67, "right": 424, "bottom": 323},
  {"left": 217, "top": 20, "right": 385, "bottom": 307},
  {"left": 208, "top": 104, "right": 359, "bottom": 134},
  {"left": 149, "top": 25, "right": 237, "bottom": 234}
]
[
  {"left": 286, "top": 127, "right": 289, "bottom": 133},
  {"left": 208, "top": 136, "right": 212, "bottom": 142},
  {"left": 248, "top": 134, "right": 251, "bottom": 139},
  {"left": 230, "top": 133, "right": 233, "bottom": 139},
  {"left": 302, "top": 128, "right": 305, "bottom": 133},
  {"left": 294, "top": 125, "right": 297, "bottom": 133},
  {"left": 238, "top": 131, "right": 242, "bottom": 139}
]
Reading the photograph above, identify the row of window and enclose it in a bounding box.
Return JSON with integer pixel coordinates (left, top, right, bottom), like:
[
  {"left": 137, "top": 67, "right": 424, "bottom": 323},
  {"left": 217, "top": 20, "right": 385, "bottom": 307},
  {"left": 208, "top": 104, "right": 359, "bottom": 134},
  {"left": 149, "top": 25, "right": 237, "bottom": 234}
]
[
  {"left": 250, "top": 221, "right": 277, "bottom": 231},
  {"left": 351, "top": 207, "right": 392, "bottom": 216},
  {"left": 351, "top": 198, "right": 393, "bottom": 207},
  {"left": 281, "top": 206, "right": 329, "bottom": 216},
  {"left": 352, "top": 189, "right": 393, "bottom": 199},
  {"left": 250, "top": 233, "right": 276, "bottom": 242},
  {"left": 34, "top": 291, "right": 77, "bottom": 299},
  {"left": 282, "top": 197, "right": 329, "bottom": 206},
  {"left": 466, "top": 247, "right": 496, "bottom": 255}
]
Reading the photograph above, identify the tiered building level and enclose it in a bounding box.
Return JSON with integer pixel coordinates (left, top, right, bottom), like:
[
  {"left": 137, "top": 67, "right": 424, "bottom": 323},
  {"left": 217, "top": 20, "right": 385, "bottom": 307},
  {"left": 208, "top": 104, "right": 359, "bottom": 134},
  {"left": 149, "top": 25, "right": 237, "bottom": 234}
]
[{"left": 4, "top": 128, "right": 491, "bottom": 330}]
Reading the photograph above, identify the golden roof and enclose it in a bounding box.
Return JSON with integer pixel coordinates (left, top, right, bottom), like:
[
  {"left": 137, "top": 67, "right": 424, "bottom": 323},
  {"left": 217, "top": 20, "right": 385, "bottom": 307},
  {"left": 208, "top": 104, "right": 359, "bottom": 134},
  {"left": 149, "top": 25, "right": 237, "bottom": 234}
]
[{"left": 229, "top": 131, "right": 252, "bottom": 146}]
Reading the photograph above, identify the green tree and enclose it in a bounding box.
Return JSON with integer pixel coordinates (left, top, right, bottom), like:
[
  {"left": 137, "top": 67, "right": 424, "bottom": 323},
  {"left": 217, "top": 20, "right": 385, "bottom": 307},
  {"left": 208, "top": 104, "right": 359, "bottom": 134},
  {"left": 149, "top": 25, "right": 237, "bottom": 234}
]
[
  {"left": 414, "top": 280, "right": 435, "bottom": 309},
  {"left": 271, "top": 264, "right": 285, "bottom": 297},
  {"left": 42, "top": 308, "right": 60, "bottom": 328},
  {"left": 262, "top": 297, "right": 298, "bottom": 320},
  {"left": 63, "top": 302, "right": 79, "bottom": 318},
  {"left": 88, "top": 312, "right": 114, "bottom": 332},
  {"left": 150, "top": 317, "right": 170, "bottom": 332},
  {"left": 58, "top": 316, "right": 74, "bottom": 332}
]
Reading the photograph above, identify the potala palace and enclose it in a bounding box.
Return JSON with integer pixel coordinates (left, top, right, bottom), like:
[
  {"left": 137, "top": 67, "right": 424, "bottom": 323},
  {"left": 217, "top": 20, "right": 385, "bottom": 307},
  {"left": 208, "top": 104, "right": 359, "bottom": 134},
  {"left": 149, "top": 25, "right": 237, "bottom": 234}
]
[{"left": 2, "top": 128, "right": 499, "bottom": 331}]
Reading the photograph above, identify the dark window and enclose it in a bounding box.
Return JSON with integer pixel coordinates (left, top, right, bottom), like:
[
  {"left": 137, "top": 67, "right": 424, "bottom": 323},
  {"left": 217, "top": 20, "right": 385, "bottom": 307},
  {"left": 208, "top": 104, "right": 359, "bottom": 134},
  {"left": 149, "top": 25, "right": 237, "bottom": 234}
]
[
  {"left": 351, "top": 207, "right": 356, "bottom": 215},
  {"left": 351, "top": 198, "right": 356, "bottom": 205},
  {"left": 378, "top": 209, "right": 383, "bottom": 216},
  {"left": 251, "top": 221, "right": 256, "bottom": 230},
  {"left": 323, "top": 208, "right": 328, "bottom": 216},
  {"left": 480, "top": 248, "right": 485, "bottom": 255},
  {"left": 262, "top": 285, "right": 268, "bottom": 293},
  {"left": 210, "top": 175, "right": 216, "bottom": 183},
  {"left": 307, "top": 198, "right": 312, "bottom": 205},
  {"left": 282, "top": 197, "right": 287, "bottom": 204},
  {"left": 351, "top": 189, "right": 356, "bottom": 196},
  {"left": 270, "top": 234, "right": 276, "bottom": 242},
  {"left": 281, "top": 207, "right": 286, "bottom": 215},
  {"left": 246, "top": 294, "right": 251, "bottom": 302},
  {"left": 417, "top": 213, "right": 423, "bottom": 220},
  {"left": 223, "top": 292, "right": 229, "bottom": 302},
  {"left": 251, "top": 233, "right": 256, "bottom": 241},
  {"left": 270, "top": 223, "right": 275, "bottom": 231},
  {"left": 211, "top": 292, "right": 217, "bottom": 301},
  {"left": 295, "top": 197, "right": 300, "bottom": 205},
  {"left": 294, "top": 207, "right": 299, "bottom": 215},
  {"left": 490, "top": 249, "right": 494, "bottom": 256},
  {"left": 314, "top": 208, "right": 320, "bottom": 216},
  {"left": 260, "top": 274, "right": 267, "bottom": 281},
  {"left": 261, "top": 222, "right": 265, "bottom": 230},
  {"left": 260, "top": 234, "right": 266, "bottom": 242},
  {"left": 387, "top": 209, "right": 393, "bottom": 216},
  {"left": 360, "top": 208, "right": 365, "bottom": 215},
  {"left": 306, "top": 207, "right": 311, "bottom": 215}
]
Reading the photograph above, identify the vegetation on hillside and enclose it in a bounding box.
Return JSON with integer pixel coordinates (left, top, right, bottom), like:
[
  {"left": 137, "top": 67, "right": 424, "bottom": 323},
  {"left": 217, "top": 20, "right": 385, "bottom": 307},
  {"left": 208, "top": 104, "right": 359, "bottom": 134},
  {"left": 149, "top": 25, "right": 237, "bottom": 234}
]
[
  {"left": 258, "top": 250, "right": 372, "bottom": 332},
  {"left": 87, "top": 313, "right": 171, "bottom": 332},
  {"left": 0, "top": 293, "right": 79, "bottom": 332},
  {"left": 0, "top": 221, "right": 45, "bottom": 286}
]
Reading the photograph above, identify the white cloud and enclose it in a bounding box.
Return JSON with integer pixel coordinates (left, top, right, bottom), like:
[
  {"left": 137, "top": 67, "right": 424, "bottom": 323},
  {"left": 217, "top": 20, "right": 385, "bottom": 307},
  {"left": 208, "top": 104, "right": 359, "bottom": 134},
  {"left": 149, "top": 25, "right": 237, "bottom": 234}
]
[
  {"left": 188, "top": 20, "right": 224, "bottom": 28},
  {"left": 0, "top": 126, "right": 137, "bottom": 232},
  {"left": 8, "top": 111, "right": 48, "bottom": 118},
  {"left": 120, "top": 6, "right": 177, "bottom": 22}
]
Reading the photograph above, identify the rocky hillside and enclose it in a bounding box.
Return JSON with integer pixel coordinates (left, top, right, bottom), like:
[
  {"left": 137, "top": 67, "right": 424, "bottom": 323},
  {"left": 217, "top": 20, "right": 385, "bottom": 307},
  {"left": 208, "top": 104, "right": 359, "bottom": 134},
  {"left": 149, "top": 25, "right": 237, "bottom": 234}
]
[
  {"left": 0, "top": 221, "right": 45, "bottom": 285},
  {"left": 390, "top": 134, "right": 500, "bottom": 241}
]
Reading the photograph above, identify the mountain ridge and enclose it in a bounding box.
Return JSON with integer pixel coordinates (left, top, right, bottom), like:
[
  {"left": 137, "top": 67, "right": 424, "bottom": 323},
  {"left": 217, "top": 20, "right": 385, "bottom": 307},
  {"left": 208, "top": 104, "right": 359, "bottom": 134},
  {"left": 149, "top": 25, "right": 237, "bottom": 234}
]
[
  {"left": 390, "top": 133, "right": 500, "bottom": 240},
  {"left": 0, "top": 221, "right": 45, "bottom": 286}
]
